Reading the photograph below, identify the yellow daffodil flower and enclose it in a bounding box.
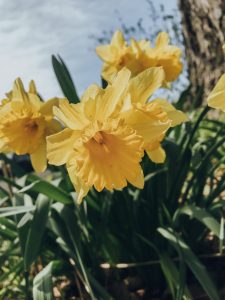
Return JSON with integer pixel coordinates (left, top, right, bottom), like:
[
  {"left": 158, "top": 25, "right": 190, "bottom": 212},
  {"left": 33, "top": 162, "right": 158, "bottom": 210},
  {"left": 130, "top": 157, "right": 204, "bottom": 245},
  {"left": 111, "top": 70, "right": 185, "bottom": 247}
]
[
  {"left": 207, "top": 74, "right": 225, "bottom": 112},
  {"left": 47, "top": 67, "right": 187, "bottom": 203},
  {"left": 0, "top": 78, "right": 62, "bottom": 172},
  {"left": 96, "top": 30, "right": 182, "bottom": 84}
]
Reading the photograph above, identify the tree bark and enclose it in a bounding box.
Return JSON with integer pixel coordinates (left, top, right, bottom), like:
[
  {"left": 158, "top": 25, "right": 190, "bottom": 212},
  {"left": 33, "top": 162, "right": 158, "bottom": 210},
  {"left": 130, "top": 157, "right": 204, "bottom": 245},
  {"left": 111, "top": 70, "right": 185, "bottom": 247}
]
[{"left": 178, "top": 0, "right": 225, "bottom": 108}]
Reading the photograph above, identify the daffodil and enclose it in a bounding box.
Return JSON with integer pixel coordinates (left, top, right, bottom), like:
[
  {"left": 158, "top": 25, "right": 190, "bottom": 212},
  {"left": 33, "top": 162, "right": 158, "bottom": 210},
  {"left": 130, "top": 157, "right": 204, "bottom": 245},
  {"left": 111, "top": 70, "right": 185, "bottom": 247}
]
[
  {"left": 207, "top": 74, "right": 225, "bottom": 112},
  {"left": 0, "top": 78, "right": 62, "bottom": 172},
  {"left": 47, "top": 67, "right": 187, "bottom": 203},
  {"left": 119, "top": 69, "right": 188, "bottom": 163},
  {"left": 144, "top": 32, "right": 183, "bottom": 82},
  {"left": 96, "top": 30, "right": 182, "bottom": 84}
]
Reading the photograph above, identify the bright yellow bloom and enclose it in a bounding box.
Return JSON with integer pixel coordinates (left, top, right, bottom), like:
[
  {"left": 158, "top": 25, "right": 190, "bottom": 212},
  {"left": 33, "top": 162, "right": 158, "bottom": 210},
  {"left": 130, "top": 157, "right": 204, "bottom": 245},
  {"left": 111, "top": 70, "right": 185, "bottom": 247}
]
[
  {"left": 0, "top": 78, "right": 62, "bottom": 172},
  {"left": 207, "top": 74, "right": 225, "bottom": 112},
  {"left": 96, "top": 30, "right": 182, "bottom": 84},
  {"left": 119, "top": 69, "right": 188, "bottom": 163},
  {"left": 47, "top": 67, "right": 187, "bottom": 203}
]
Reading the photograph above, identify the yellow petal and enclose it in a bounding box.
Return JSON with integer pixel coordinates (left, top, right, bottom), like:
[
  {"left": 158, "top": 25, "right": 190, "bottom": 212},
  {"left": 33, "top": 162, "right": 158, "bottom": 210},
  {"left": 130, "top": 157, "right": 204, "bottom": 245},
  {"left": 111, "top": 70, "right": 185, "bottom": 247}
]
[
  {"left": 111, "top": 30, "right": 126, "bottom": 48},
  {"left": 138, "top": 39, "right": 151, "bottom": 51},
  {"left": 81, "top": 84, "right": 103, "bottom": 102},
  {"left": 96, "top": 44, "right": 118, "bottom": 63},
  {"left": 96, "top": 31, "right": 125, "bottom": 63},
  {"left": 126, "top": 167, "right": 144, "bottom": 189},
  {"left": 0, "top": 139, "right": 10, "bottom": 152},
  {"left": 128, "top": 67, "right": 165, "bottom": 105},
  {"left": 207, "top": 74, "right": 225, "bottom": 112},
  {"left": 28, "top": 94, "right": 42, "bottom": 111},
  {"left": 157, "top": 57, "right": 183, "bottom": 82},
  {"left": 46, "top": 119, "right": 62, "bottom": 135},
  {"left": 66, "top": 161, "right": 90, "bottom": 204},
  {"left": 83, "top": 98, "right": 97, "bottom": 122},
  {"left": 130, "top": 38, "right": 141, "bottom": 57},
  {"left": 155, "top": 32, "right": 169, "bottom": 47},
  {"left": 146, "top": 144, "right": 166, "bottom": 163},
  {"left": 30, "top": 141, "right": 47, "bottom": 173},
  {"left": 12, "top": 78, "right": 41, "bottom": 110},
  {"left": 122, "top": 104, "right": 171, "bottom": 145},
  {"left": 29, "top": 80, "right": 37, "bottom": 94},
  {"left": 40, "top": 98, "right": 60, "bottom": 119},
  {"left": 95, "top": 68, "right": 131, "bottom": 119},
  {"left": 47, "top": 128, "right": 81, "bottom": 166},
  {"left": 152, "top": 99, "right": 188, "bottom": 126},
  {"left": 12, "top": 78, "right": 29, "bottom": 103},
  {"left": 101, "top": 64, "right": 118, "bottom": 83},
  {"left": 53, "top": 99, "right": 89, "bottom": 130}
]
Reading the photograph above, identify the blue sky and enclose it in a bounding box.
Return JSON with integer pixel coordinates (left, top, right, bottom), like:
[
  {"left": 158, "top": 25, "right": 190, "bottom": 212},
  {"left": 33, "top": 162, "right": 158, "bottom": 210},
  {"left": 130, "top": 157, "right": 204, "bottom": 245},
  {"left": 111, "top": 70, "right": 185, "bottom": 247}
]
[{"left": 0, "top": 0, "right": 183, "bottom": 100}]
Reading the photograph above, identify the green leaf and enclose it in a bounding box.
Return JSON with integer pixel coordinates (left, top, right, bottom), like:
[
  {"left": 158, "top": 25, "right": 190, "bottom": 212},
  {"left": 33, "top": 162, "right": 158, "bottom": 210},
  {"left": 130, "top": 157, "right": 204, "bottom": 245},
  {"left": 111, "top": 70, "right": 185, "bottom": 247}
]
[
  {"left": 219, "top": 216, "right": 224, "bottom": 254},
  {"left": 0, "top": 206, "right": 35, "bottom": 217},
  {"left": 158, "top": 227, "right": 220, "bottom": 300},
  {"left": 20, "top": 175, "right": 73, "bottom": 204},
  {"left": 0, "top": 217, "right": 17, "bottom": 240},
  {"left": 52, "top": 203, "right": 96, "bottom": 300},
  {"left": 174, "top": 205, "right": 221, "bottom": 238},
  {"left": 17, "top": 212, "right": 33, "bottom": 255},
  {"left": 33, "top": 261, "right": 55, "bottom": 300},
  {"left": 0, "top": 197, "right": 9, "bottom": 206},
  {"left": 23, "top": 196, "right": 51, "bottom": 270},
  {"left": 159, "top": 253, "right": 192, "bottom": 300},
  {"left": 52, "top": 55, "right": 79, "bottom": 103}
]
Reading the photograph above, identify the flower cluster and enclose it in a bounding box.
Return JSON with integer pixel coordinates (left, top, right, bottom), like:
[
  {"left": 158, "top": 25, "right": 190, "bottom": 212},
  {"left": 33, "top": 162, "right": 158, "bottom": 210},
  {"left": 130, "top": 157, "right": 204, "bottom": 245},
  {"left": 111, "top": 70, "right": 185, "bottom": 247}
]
[
  {"left": 7, "top": 30, "right": 225, "bottom": 204},
  {"left": 96, "top": 30, "right": 183, "bottom": 84}
]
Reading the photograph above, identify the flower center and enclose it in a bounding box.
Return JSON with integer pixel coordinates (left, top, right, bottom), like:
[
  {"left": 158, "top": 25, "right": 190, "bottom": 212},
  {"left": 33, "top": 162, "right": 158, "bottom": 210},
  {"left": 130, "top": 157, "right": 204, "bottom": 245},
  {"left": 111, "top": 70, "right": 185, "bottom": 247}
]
[
  {"left": 91, "top": 131, "right": 110, "bottom": 154},
  {"left": 93, "top": 131, "right": 104, "bottom": 144},
  {"left": 24, "top": 120, "right": 38, "bottom": 133}
]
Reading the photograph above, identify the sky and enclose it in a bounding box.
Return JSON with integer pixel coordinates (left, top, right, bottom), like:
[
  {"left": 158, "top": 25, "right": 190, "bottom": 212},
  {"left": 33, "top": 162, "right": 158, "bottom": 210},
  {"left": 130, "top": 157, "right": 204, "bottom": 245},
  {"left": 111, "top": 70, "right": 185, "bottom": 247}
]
[{"left": 0, "top": 0, "right": 183, "bottom": 100}]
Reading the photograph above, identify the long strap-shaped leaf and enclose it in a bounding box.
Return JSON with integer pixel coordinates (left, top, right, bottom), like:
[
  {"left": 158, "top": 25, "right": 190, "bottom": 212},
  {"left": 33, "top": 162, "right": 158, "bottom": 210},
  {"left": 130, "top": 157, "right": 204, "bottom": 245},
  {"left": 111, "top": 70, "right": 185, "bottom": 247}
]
[
  {"left": 174, "top": 205, "right": 221, "bottom": 238},
  {"left": 23, "top": 196, "right": 51, "bottom": 270},
  {"left": 158, "top": 227, "right": 220, "bottom": 300},
  {"left": 20, "top": 174, "right": 73, "bottom": 204},
  {"left": 33, "top": 261, "right": 55, "bottom": 300},
  {"left": 52, "top": 55, "right": 79, "bottom": 104}
]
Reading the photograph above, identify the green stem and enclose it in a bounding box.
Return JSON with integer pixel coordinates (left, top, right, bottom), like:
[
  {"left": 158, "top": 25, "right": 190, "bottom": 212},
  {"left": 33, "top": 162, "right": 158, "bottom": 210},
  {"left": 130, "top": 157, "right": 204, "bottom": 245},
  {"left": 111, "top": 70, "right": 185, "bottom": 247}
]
[
  {"left": 183, "top": 135, "right": 225, "bottom": 203},
  {"left": 25, "top": 271, "right": 31, "bottom": 300}
]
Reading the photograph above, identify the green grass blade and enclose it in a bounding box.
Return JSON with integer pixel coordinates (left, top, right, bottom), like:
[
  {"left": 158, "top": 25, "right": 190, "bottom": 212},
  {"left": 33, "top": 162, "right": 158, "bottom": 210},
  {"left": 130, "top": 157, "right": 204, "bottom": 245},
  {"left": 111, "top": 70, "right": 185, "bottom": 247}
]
[
  {"left": 33, "top": 261, "right": 55, "bottom": 300},
  {"left": 159, "top": 253, "right": 192, "bottom": 300},
  {"left": 174, "top": 205, "right": 221, "bottom": 238},
  {"left": 24, "top": 196, "right": 51, "bottom": 270},
  {"left": 20, "top": 175, "right": 73, "bottom": 204},
  {"left": 158, "top": 227, "right": 220, "bottom": 300},
  {"left": 0, "top": 206, "right": 35, "bottom": 217}
]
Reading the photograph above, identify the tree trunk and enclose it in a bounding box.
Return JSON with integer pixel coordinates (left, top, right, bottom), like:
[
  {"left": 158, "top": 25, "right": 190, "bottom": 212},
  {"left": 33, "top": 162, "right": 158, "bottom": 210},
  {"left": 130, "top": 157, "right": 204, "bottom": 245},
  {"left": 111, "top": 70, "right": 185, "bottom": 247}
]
[{"left": 178, "top": 0, "right": 225, "bottom": 108}]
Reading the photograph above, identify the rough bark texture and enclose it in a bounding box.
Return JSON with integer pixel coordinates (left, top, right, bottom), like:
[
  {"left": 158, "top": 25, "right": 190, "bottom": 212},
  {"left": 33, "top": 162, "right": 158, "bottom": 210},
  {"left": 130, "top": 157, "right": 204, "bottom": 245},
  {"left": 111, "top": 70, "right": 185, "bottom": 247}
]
[{"left": 178, "top": 0, "right": 225, "bottom": 108}]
